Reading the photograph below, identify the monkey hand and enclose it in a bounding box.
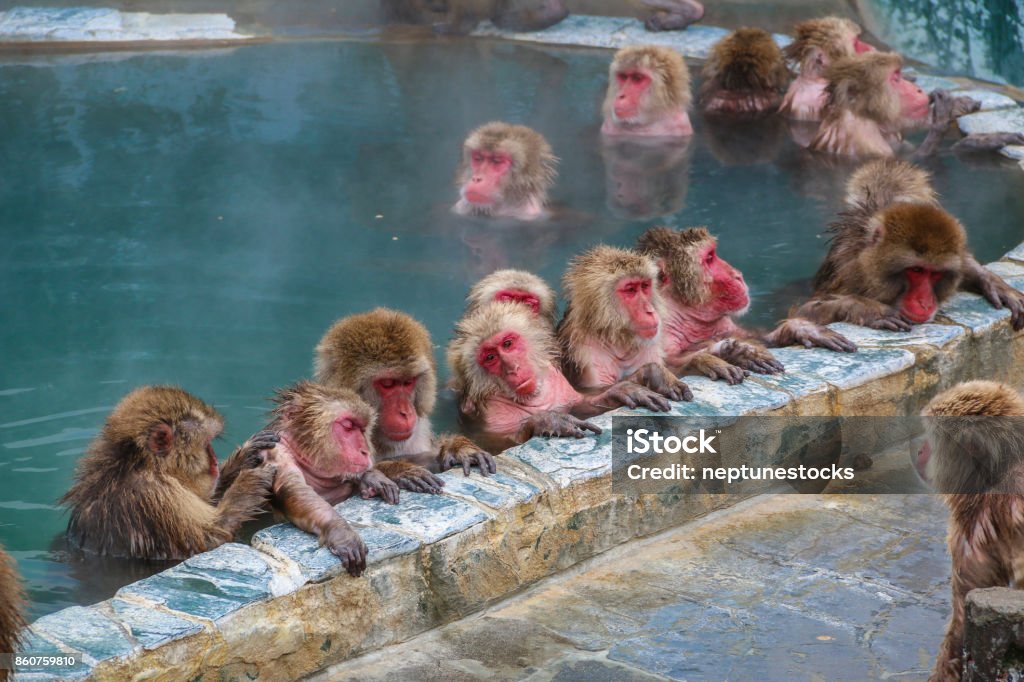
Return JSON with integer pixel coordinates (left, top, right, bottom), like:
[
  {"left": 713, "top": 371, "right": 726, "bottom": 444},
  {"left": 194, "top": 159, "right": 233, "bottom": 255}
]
[
  {"left": 929, "top": 90, "right": 980, "bottom": 130},
  {"left": 954, "top": 132, "right": 1024, "bottom": 152},
  {"left": 359, "top": 469, "right": 401, "bottom": 505},
  {"left": 715, "top": 339, "right": 784, "bottom": 375},
  {"left": 322, "top": 523, "right": 367, "bottom": 578},
  {"left": 768, "top": 319, "right": 858, "bottom": 353},
  {"left": 240, "top": 429, "right": 281, "bottom": 468},
  {"left": 391, "top": 465, "right": 446, "bottom": 495},
  {"left": 596, "top": 381, "right": 672, "bottom": 412},
  {"left": 968, "top": 265, "right": 1024, "bottom": 331},
  {"left": 682, "top": 351, "right": 748, "bottom": 385},
  {"left": 439, "top": 437, "right": 498, "bottom": 477},
  {"left": 516, "top": 411, "right": 602, "bottom": 441},
  {"left": 630, "top": 363, "right": 693, "bottom": 402},
  {"left": 861, "top": 306, "right": 914, "bottom": 332}
]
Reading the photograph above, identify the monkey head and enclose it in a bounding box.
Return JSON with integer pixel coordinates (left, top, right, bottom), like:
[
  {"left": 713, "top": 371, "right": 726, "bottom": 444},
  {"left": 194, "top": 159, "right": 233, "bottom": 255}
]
[
  {"left": 448, "top": 301, "right": 559, "bottom": 414},
  {"left": 455, "top": 122, "right": 557, "bottom": 218},
  {"left": 272, "top": 381, "right": 375, "bottom": 478},
  {"left": 466, "top": 269, "right": 557, "bottom": 325},
  {"left": 917, "top": 381, "right": 1024, "bottom": 494},
  {"left": 700, "top": 28, "right": 790, "bottom": 112},
  {"left": 845, "top": 158, "right": 938, "bottom": 211},
  {"left": 863, "top": 203, "right": 965, "bottom": 324},
  {"left": 315, "top": 308, "right": 437, "bottom": 451},
  {"left": 784, "top": 17, "right": 873, "bottom": 78},
  {"left": 604, "top": 45, "right": 691, "bottom": 126},
  {"left": 637, "top": 226, "right": 749, "bottom": 316},
  {"left": 825, "top": 52, "right": 929, "bottom": 125}
]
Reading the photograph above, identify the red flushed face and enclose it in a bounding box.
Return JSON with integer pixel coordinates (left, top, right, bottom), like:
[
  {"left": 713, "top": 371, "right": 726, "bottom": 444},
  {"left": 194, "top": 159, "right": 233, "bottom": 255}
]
[
  {"left": 900, "top": 266, "right": 944, "bottom": 323},
  {"left": 892, "top": 69, "right": 929, "bottom": 121},
  {"left": 332, "top": 412, "right": 372, "bottom": 475},
  {"left": 464, "top": 150, "right": 512, "bottom": 205},
  {"left": 702, "top": 244, "right": 749, "bottom": 314},
  {"left": 613, "top": 69, "right": 652, "bottom": 121},
  {"left": 373, "top": 376, "right": 418, "bottom": 442},
  {"left": 853, "top": 35, "right": 874, "bottom": 54},
  {"left": 494, "top": 288, "right": 541, "bottom": 315},
  {"left": 477, "top": 330, "right": 538, "bottom": 396},
  {"left": 617, "top": 276, "right": 659, "bottom": 338}
]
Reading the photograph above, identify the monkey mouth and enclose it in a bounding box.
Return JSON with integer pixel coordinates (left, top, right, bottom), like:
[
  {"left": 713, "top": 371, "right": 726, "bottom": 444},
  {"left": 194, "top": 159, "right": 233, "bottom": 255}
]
[
  {"left": 383, "top": 427, "right": 414, "bottom": 442},
  {"left": 512, "top": 376, "right": 538, "bottom": 396},
  {"left": 636, "top": 324, "right": 660, "bottom": 339}
]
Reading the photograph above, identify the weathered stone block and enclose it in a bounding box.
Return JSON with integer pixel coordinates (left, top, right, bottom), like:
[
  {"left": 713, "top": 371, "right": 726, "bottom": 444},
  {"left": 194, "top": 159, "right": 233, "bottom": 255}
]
[
  {"left": 963, "top": 587, "right": 1024, "bottom": 682},
  {"left": 1000, "top": 144, "right": 1024, "bottom": 160},
  {"left": 334, "top": 492, "right": 490, "bottom": 544},
  {"left": 506, "top": 424, "right": 612, "bottom": 487},
  {"left": 438, "top": 470, "right": 542, "bottom": 510},
  {"left": 1008, "top": 244, "right": 1024, "bottom": 263},
  {"left": 958, "top": 107, "right": 1024, "bottom": 136},
  {"left": 667, "top": 376, "right": 790, "bottom": 416},
  {"left": 12, "top": 629, "right": 92, "bottom": 679},
  {"left": 987, "top": 260, "right": 1024, "bottom": 278},
  {"left": 107, "top": 599, "right": 204, "bottom": 650},
  {"left": 29, "top": 605, "right": 134, "bottom": 665},
  {"left": 940, "top": 292, "right": 1013, "bottom": 333},
  {"left": 828, "top": 322, "right": 964, "bottom": 350}
]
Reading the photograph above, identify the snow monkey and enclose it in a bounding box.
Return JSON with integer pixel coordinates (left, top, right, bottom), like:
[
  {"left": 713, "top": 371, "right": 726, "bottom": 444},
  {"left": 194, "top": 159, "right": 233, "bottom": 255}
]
[
  {"left": 0, "top": 546, "right": 24, "bottom": 681},
  {"left": 557, "top": 245, "right": 692, "bottom": 402},
  {"left": 448, "top": 301, "right": 671, "bottom": 443},
  {"left": 798, "top": 159, "right": 1024, "bottom": 329},
  {"left": 700, "top": 28, "right": 791, "bottom": 116},
  {"left": 316, "top": 308, "right": 497, "bottom": 476},
  {"left": 464, "top": 269, "right": 557, "bottom": 328},
  {"left": 636, "top": 226, "right": 856, "bottom": 384},
  {"left": 602, "top": 45, "right": 694, "bottom": 138},
  {"left": 779, "top": 16, "right": 873, "bottom": 121},
  {"left": 453, "top": 122, "right": 558, "bottom": 221},
  {"left": 61, "top": 386, "right": 277, "bottom": 560},
  {"left": 796, "top": 159, "right": 1024, "bottom": 330},
  {"left": 915, "top": 382, "right": 1024, "bottom": 681}
]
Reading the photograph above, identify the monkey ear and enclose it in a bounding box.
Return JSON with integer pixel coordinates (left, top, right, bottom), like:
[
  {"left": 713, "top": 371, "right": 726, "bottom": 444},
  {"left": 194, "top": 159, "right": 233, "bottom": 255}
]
[
  {"left": 147, "top": 423, "right": 174, "bottom": 456},
  {"left": 866, "top": 215, "right": 885, "bottom": 246}
]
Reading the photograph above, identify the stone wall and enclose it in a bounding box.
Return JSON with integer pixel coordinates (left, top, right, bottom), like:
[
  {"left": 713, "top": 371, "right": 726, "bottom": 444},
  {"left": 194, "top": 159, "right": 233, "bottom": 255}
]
[{"left": 964, "top": 587, "right": 1024, "bottom": 681}]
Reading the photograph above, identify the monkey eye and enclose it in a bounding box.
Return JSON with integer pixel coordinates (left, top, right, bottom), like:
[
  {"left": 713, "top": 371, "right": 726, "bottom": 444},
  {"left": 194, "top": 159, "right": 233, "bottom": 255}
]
[
  {"left": 910, "top": 266, "right": 925, "bottom": 273},
  {"left": 641, "top": 281, "right": 651, "bottom": 292},
  {"left": 471, "top": 152, "right": 485, "bottom": 163},
  {"left": 485, "top": 353, "right": 496, "bottom": 363},
  {"left": 341, "top": 419, "right": 355, "bottom": 431},
  {"left": 630, "top": 72, "right": 645, "bottom": 83},
  {"left": 502, "top": 338, "right": 513, "bottom": 349},
  {"left": 403, "top": 378, "right": 416, "bottom": 388},
  {"left": 616, "top": 72, "right": 628, "bottom": 83},
  {"left": 379, "top": 378, "right": 397, "bottom": 389}
]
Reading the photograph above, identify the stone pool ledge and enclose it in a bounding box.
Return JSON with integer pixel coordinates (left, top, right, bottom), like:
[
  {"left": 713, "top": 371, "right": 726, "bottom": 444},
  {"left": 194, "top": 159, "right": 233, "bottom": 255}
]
[{"left": 13, "top": 248, "right": 1024, "bottom": 681}]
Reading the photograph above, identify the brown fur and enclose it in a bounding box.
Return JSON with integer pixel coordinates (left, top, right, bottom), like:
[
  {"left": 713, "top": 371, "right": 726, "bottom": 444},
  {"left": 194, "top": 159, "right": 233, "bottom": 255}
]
[
  {"left": 61, "top": 386, "right": 273, "bottom": 560},
  {"left": 921, "top": 382, "right": 1024, "bottom": 681},
  {"left": 783, "top": 17, "right": 861, "bottom": 75},
  {"left": 465, "top": 269, "right": 557, "bottom": 326},
  {"left": 315, "top": 308, "right": 437, "bottom": 422},
  {"left": 558, "top": 245, "right": 663, "bottom": 365},
  {"left": 270, "top": 382, "right": 376, "bottom": 471},
  {"left": 456, "top": 122, "right": 558, "bottom": 208},
  {"left": 636, "top": 226, "right": 714, "bottom": 306},
  {"left": 845, "top": 158, "right": 938, "bottom": 212},
  {"left": 604, "top": 45, "right": 692, "bottom": 117},
  {"left": 700, "top": 28, "right": 790, "bottom": 115},
  {"left": 821, "top": 52, "right": 903, "bottom": 124},
  {"left": 0, "top": 547, "right": 24, "bottom": 670},
  {"left": 448, "top": 301, "right": 559, "bottom": 414}
]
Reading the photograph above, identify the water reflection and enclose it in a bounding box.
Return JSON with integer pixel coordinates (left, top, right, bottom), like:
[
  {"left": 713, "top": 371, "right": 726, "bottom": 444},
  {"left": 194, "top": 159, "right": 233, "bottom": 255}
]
[{"left": 601, "top": 137, "right": 692, "bottom": 219}]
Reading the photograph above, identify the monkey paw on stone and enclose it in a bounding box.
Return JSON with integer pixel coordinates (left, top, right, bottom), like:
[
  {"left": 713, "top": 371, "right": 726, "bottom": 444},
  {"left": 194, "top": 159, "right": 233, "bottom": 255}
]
[
  {"left": 323, "top": 523, "right": 367, "bottom": 578},
  {"left": 439, "top": 441, "right": 497, "bottom": 477},
  {"left": 776, "top": 319, "right": 857, "bottom": 353},
  {"left": 359, "top": 469, "right": 401, "bottom": 505},
  {"left": 599, "top": 381, "right": 671, "bottom": 412},
  {"left": 686, "top": 352, "right": 748, "bottom": 385},
  {"left": 391, "top": 466, "right": 446, "bottom": 495},
  {"left": 717, "top": 339, "right": 784, "bottom": 376},
  {"left": 862, "top": 307, "right": 914, "bottom": 332},
  {"left": 517, "top": 411, "right": 602, "bottom": 441}
]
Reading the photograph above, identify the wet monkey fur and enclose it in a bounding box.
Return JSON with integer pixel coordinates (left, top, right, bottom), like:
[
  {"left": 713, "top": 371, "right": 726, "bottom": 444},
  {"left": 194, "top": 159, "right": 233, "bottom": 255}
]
[
  {"left": 602, "top": 45, "right": 694, "bottom": 138},
  {"left": 700, "top": 28, "right": 790, "bottom": 116},
  {"left": 915, "top": 382, "right": 1024, "bottom": 681},
  {"left": 453, "top": 122, "right": 558, "bottom": 221},
  {"left": 61, "top": 386, "right": 276, "bottom": 561},
  {"left": 316, "top": 309, "right": 496, "bottom": 476},
  {"left": 465, "top": 269, "right": 557, "bottom": 328}
]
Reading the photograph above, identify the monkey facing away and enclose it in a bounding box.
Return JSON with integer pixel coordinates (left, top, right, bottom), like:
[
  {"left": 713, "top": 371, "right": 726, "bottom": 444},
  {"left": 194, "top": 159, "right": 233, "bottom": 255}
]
[
  {"left": 316, "top": 308, "right": 497, "bottom": 477},
  {"left": 558, "top": 245, "right": 692, "bottom": 402},
  {"left": 915, "top": 381, "right": 1024, "bottom": 681},
  {"left": 636, "top": 226, "right": 855, "bottom": 384},
  {"left": 700, "top": 28, "right": 791, "bottom": 116},
  {"left": 0, "top": 546, "right": 24, "bottom": 680},
  {"left": 448, "top": 301, "right": 671, "bottom": 443},
  {"left": 602, "top": 45, "right": 694, "bottom": 138},
  {"left": 453, "top": 122, "right": 558, "bottom": 221},
  {"left": 795, "top": 159, "right": 1024, "bottom": 330},
  {"left": 61, "top": 386, "right": 277, "bottom": 561},
  {"left": 465, "top": 269, "right": 557, "bottom": 328}
]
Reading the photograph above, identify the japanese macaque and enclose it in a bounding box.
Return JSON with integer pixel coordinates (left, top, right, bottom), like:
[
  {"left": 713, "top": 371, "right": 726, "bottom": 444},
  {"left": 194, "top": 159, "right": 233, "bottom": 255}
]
[
  {"left": 779, "top": 17, "right": 873, "bottom": 121},
  {"left": 641, "top": 0, "right": 704, "bottom": 32},
  {"left": 602, "top": 45, "right": 694, "bottom": 138},
  {"left": 700, "top": 28, "right": 790, "bottom": 116},
  {"left": 557, "top": 245, "right": 692, "bottom": 402},
  {"left": 60, "top": 386, "right": 276, "bottom": 561},
  {"left": 465, "top": 269, "right": 557, "bottom": 328},
  {"left": 449, "top": 302, "right": 670, "bottom": 443},
  {"left": 316, "top": 309, "right": 496, "bottom": 475},
  {"left": 453, "top": 122, "right": 558, "bottom": 221},
  {"left": 795, "top": 158, "right": 1024, "bottom": 330},
  {"left": 636, "top": 226, "right": 855, "bottom": 384},
  {"left": 601, "top": 136, "right": 691, "bottom": 218},
  {"left": 914, "top": 382, "right": 1024, "bottom": 682},
  {"left": 381, "top": 0, "right": 568, "bottom": 34},
  {"left": 0, "top": 547, "right": 24, "bottom": 679}
]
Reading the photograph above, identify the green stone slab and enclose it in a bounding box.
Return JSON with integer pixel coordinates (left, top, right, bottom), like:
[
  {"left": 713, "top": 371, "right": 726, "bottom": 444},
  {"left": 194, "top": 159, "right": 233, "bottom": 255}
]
[
  {"left": 827, "top": 322, "right": 964, "bottom": 349},
  {"left": 939, "top": 292, "right": 1012, "bottom": 333},
  {"left": 1008, "top": 243, "right": 1024, "bottom": 262},
  {"left": 986, "top": 260, "right": 1024, "bottom": 278},
  {"left": 107, "top": 599, "right": 203, "bottom": 650},
  {"left": 438, "top": 470, "right": 541, "bottom": 510},
  {"left": 29, "top": 605, "right": 134, "bottom": 665},
  {"left": 666, "top": 376, "right": 791, "bottom": 416},
  {"left": 11, "top": 629, "right": 91, "bottom": 679},
  {"left": 756, "top": 345, "right": 914, "bottom": 391},
  {"left": 506, "top": 420, "right": 613, "bottom": 487},
  {"left": 334, "top": 493, "right": 490, "bottom": 544}
]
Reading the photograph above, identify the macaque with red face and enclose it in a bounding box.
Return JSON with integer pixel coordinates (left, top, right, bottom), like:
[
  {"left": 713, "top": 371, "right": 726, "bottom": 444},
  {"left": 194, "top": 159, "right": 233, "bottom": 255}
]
[
  {"left": 636, "top": 226, "right": 855, "bottom": 384},
  {"left": 779, "top": 17, "right": 873, "bottom": 122},
  {"left": 602, "top": 45, "right": 693, "bottom": 138},
  {"left": 453, "top": 122, "right": 558, "bottom": 221},
  {"left": 465, "top": 269, "right": 557, "bottom": 328},
  {"left": 449, "top": 302, "right": 670, "bottom": 443},
  {"left": 557, "top": 245, "right": 692, "bottom": 402},
  {"left": 316, "top": 308, "right": 496, "bottom": 476},
  {"left": 913, "top": 381, "right": 1024, "bottom": 681}
]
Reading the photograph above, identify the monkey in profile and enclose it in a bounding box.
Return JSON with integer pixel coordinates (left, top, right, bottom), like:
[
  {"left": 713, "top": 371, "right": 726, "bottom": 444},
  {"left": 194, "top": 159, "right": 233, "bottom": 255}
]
[
  {"left": 0, "top": 546, "right": 24, "bottom": 680},
  {"left": 915, "top": 381, "right": 1024, "bottom": 681},
  {"left": 700, "top": 28, "right": 790, "bottom": 116},
  {"left": 61, "top": 386, "right": 277, "bottom": 560}
]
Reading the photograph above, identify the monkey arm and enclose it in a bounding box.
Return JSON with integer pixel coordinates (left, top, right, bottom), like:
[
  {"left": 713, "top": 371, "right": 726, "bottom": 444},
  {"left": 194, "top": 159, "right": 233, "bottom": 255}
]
[
  {"left": 914, "top": 90, "right": 983, "bottom": 159},
  {"left": 514, "top": 411, "right": 602, "bottom": 442},
  {"left": 272, "top": 466, "right": 367, "bottom": 577},
  {"left": 960, "top": 257, "right": 1024, "bottom": 331},
  {"left": 211, "top": 461, "right": 275, "bottom": 542},
  {"left": 794, "top": 294, "right": 913, "bottom": 331},
  {"left": 762, "top": 318, "right": 858, "bottom": 353},
  {"left": 667, "top": 347, "right": 748, "bottom": 385},
  {"left": 213, "top": 429, "right": 279, "bottom": 502},
  {"left": 625, "top": 362, "right": 693, "bottom": 401},
  {"left": 573, "top": 381, "right": 671, "bottom": 416}
]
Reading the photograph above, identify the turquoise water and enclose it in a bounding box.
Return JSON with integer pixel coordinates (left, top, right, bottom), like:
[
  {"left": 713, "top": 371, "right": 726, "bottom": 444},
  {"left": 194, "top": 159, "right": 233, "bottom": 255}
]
[{"left": 1, "top": 39, "right": 1022, "bottom": 619}]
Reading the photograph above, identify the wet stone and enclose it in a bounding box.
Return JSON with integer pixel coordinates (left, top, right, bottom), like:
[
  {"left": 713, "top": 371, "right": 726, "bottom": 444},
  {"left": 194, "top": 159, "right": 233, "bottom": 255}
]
[
  {"left": 987, "top": 260, "right": 1024, "bottom": 278},
  {"left": 546, "top": 658, "right": 664, "bottom": 682},
  {"left": 334, "top": 492, "right": 490, "bottom": 544},
  {"left": 747, "top": 348, "right": 831, "bottom": 399},
  {"left": 770, "top": 341, "right": 914, "bottom": 391},
  {"left": 107, "top": 599, "right": 203, "bottom": 649},
  {"left": 1006, "top": 243, "right": 1024, "bottom": 263},
  {"left": 958, "top": 107, "right": 1024, "bottom": 136},
  {"left": 828, "top": 321, "right": 964, "bottom": 349},
  {"left": 117, "top": 543, "right": 274, "bottom": 622},
  {"left": 0, "top": 7, "right": 248, "bottom": 42},
  {"left": 952, "top": 88, "right": 1018, "bottom": 111},
  {"left": 29, "top": 605, "right": 134, "bottom": 664},
  {"left": 251, "top": 523, "right": 420, "bottom": 583},
  {"left": 939, "top": 292, "right": 1012, "bottom": 333},
  {"left": 999, "top": 144, "right": 1024, "bottom": 160},
  {"left": 438, "top": 470, "right": 541, "bottom": 509},
  {"left": 13, "top": 629, "right": 92, "bottom": 679},
  {"left": 667, "top": 376, "right": 790, "bottom": 416},
  {"left": 505, "top": 421, "right": 613, "bottom": 487}
]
